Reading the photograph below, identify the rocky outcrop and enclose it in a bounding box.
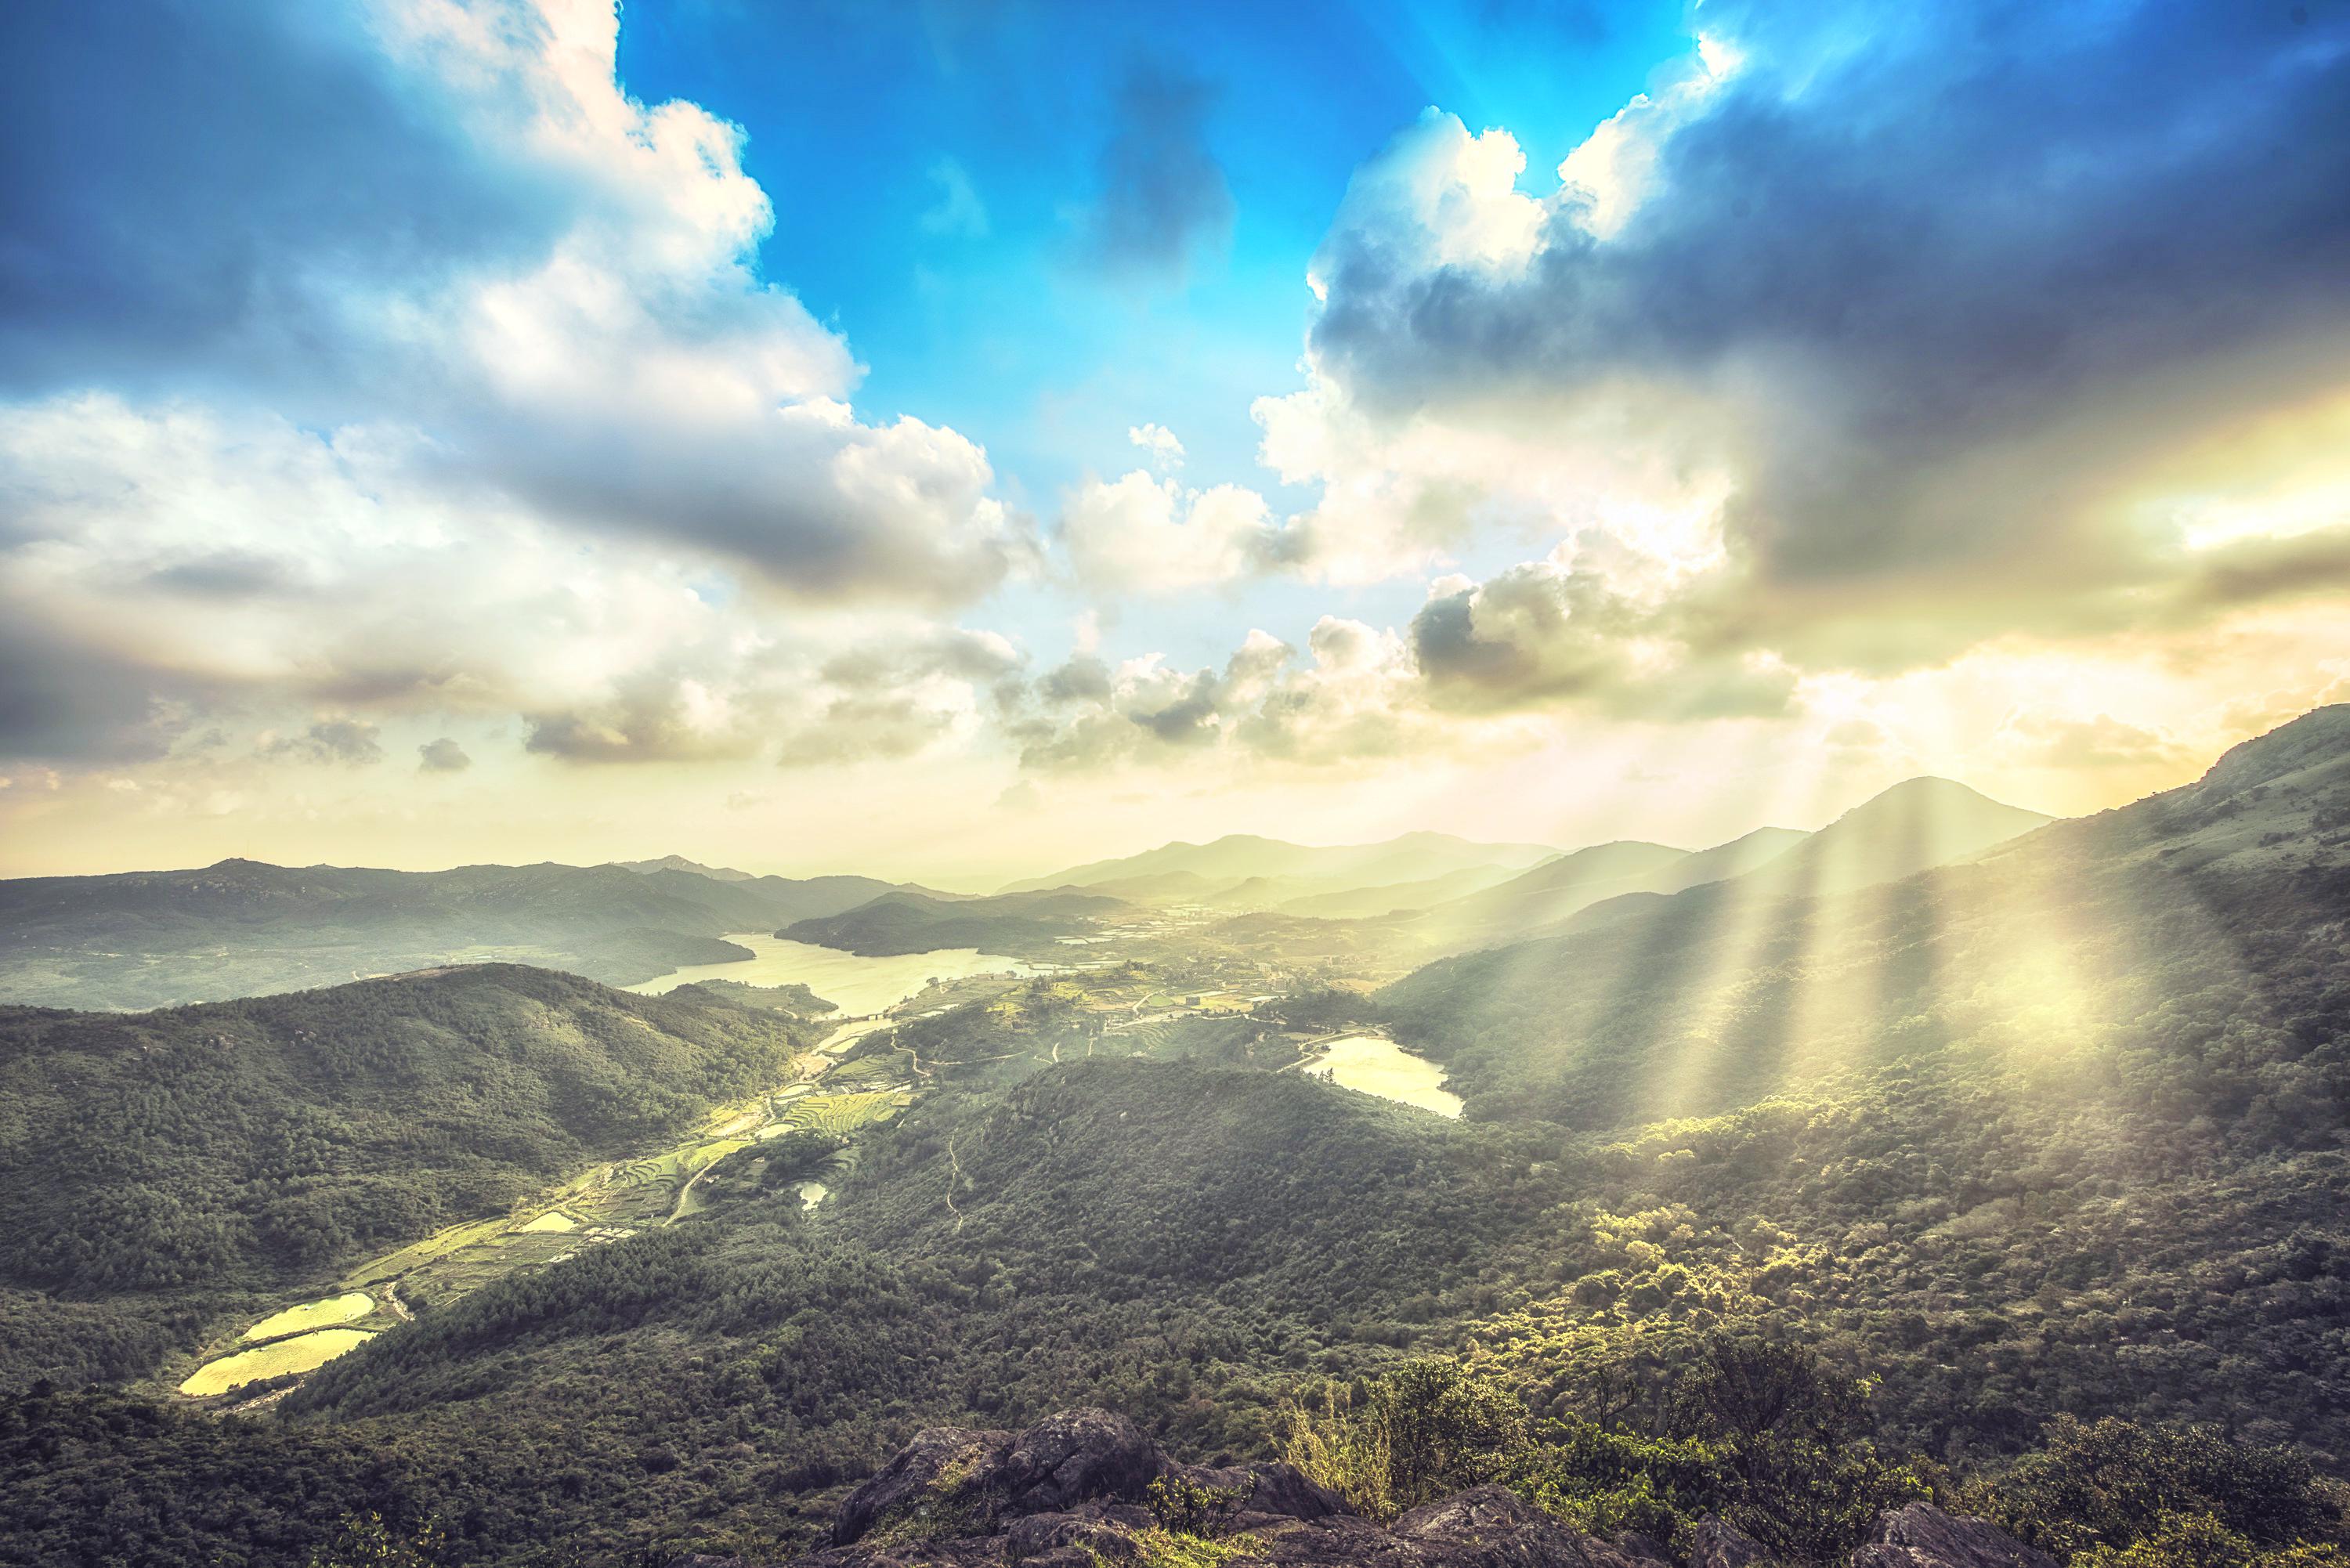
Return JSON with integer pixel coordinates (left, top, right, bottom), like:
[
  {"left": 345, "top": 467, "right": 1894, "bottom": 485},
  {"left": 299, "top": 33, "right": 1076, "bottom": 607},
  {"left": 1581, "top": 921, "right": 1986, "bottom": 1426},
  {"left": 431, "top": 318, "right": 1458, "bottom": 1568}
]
[
  {"left": 1688, "top": 1518, "right": 1770, "bottom": 1568},
  {"left": 997, "top": 1408, "right": 1162, "bottom": 1517},
  {"left": 830, "top": 1424, "right": 1014, "bottom": 1548},
  {"left": 759, "top": 1412, "right": 2052, "bottom": 1568},
  {"left": 1850, "top": 1504, "right": 2059, "bottom": 1568}
]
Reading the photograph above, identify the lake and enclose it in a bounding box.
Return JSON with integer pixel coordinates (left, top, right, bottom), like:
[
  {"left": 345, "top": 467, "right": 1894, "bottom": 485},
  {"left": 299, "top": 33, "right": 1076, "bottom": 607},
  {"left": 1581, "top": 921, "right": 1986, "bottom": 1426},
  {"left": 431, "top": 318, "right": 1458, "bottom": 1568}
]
[
  {"left": 1303, "top": 1032, "right": 1464, "bottom": 1118},
  {"left": 627, "top": 934, "right": 1041, "bottom": 1016}
]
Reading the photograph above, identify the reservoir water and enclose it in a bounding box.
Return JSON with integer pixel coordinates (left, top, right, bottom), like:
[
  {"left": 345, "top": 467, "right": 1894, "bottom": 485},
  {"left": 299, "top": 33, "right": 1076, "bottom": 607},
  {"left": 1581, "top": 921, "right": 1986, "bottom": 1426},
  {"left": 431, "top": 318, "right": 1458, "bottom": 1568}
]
[
  {"left": 627, "top": 933, "right": 1041, "bottom": 1016},
  {"left": 1303, "top": 1032, "right": 1464, "bottom": 1118}
]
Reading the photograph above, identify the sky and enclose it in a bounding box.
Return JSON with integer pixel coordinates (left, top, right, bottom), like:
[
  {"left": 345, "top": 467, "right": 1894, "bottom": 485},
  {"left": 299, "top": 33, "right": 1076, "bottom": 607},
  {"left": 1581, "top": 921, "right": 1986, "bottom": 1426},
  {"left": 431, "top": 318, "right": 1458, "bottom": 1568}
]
[{"left": 3, "top": 0, "right": 2348, "bottom": 887}]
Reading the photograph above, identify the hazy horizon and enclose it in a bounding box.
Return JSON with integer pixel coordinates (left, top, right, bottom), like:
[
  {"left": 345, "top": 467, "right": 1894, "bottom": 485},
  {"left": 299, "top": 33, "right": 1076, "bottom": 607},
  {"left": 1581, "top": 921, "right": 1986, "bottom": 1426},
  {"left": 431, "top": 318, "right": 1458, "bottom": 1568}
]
[{"left": 0, "top": 761, "right": 2069, "bottom": 891}]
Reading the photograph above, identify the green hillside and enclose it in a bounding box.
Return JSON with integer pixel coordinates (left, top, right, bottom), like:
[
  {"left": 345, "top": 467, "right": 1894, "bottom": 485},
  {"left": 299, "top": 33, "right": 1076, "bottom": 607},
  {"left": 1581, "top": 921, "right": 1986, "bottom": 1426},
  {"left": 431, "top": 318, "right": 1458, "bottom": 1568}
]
[
  {"left": 0, "top": 966, "right": 820, "bottom": 1389},
  {"left": 782, "top": 888, "right": 1129, "bottom": 957}
]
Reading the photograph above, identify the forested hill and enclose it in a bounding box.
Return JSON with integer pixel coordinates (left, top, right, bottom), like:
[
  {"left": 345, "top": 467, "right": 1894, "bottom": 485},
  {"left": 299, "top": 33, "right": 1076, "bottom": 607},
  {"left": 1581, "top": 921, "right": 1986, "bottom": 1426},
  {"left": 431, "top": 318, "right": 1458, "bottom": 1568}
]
[
  {"left": 0, "top": 858, "right": 911, "bottom": 1009},
  {"left": 1379, "top": 704, "right": 2350, "bottom": 1129},
  {"left": 781, "top": 888, "right": 1128, "bottom": 956},
  {"left": 0, "top": 965, "right": 822, "bottom": 1389}
]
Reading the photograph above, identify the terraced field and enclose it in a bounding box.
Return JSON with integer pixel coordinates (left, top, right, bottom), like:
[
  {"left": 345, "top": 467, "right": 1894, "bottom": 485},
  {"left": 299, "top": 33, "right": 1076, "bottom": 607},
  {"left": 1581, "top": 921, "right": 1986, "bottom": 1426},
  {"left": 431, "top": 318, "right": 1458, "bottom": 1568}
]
[{"left": 776, "top": 1089, "right": 906, "bottom": 1138}]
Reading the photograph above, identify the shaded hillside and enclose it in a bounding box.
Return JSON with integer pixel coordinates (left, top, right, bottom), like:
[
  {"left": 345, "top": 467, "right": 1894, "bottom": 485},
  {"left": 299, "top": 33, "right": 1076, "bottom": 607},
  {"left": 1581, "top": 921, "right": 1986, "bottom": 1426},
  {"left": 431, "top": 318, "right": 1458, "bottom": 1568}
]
[
  {"left": 783, "top": 889, "right": 1126, "bottom": 957},
  {"left": 0, "top": 858, "right": 909, "bottom": 1009},
  {"left": 1428, "top": 840, "right": 1699, "bottom": 937},
  {"left": 0, "top": 966, "right": 820, "bottom": 1388},
  {"left": 1275, "top": 861, "right": 1547, "bottom": 920}
]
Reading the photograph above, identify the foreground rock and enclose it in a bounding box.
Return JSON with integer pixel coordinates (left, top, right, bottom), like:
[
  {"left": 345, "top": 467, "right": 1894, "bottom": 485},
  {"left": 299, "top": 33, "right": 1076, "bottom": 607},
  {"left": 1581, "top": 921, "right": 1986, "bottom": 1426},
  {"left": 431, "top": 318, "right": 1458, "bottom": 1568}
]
[
  {"left": 710, "top": 1408, "right": 2054, "bottom": 1568},
  {"left": 1850, "top": 1503, "right": 2060, "bottom": 1568}
]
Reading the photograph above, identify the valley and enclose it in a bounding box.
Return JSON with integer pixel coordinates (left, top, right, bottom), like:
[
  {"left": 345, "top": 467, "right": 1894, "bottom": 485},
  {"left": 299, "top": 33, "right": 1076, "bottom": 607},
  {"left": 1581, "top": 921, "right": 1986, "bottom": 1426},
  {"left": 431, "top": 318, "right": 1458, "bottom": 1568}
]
[{"left": 2, "top": 711, "right": 2348, "bottom": 1568}]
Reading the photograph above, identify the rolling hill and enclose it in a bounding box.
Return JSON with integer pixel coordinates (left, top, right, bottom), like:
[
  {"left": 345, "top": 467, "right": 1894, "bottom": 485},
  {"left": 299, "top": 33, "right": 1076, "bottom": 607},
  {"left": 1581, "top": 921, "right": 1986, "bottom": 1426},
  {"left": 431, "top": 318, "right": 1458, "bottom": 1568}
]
[
  {"left": 1380, "top": 721, "right": 2338, "bottom": 1129},
  {"left": 611, "top": 854, "right": 756, "bottom": 881},
  {"left": 0, "top": 965, "right": 822, "bottom": 1389},
  {"left": 780, "top": 888, "right": 1127, "bottom": 957},
  {"left": 1729, "top": 776, "right": 2052, "bottom": 899},
  {"left": 0, "top": 858, "right": 915, "bottom": 1010},
  {"left": 1000, "top": 830, "right": 1556, "bottom": 900},
  {"left": 1423, "top": 779, "right": 2048, "bottom": 949},
  {"left": 0, "top": 710, "right": 2345, "bottom": 1568}
]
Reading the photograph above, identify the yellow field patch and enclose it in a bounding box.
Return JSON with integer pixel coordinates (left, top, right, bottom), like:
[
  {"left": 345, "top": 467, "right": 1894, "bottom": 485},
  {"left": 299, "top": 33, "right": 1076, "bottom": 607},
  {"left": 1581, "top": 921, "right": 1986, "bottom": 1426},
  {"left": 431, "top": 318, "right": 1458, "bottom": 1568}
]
[
  {"left": 179, "top": 1329, "right": 378, "bottom": 1396},
  {"left": 518, "top": 1211, "right": 578, "bottom": 1233},
  {"left": 241, "top": 1292, "right": 373, "bottom": 1341}
]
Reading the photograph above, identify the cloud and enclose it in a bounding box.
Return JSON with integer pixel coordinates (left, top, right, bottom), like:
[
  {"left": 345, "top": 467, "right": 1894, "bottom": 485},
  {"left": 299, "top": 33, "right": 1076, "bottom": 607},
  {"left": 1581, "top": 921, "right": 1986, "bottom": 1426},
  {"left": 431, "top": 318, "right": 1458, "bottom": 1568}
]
[
  {"left": 418, "top": 737, "right": 472, "bottom": 773},
  {"left": 1083, "top": 62, "right": 1234, "bottom": 279},
  {"left": 1061, "top": 472, "right": 1287, "bottom": 594},
  {"left": 1997, "top": 713, "right": 2186, "bottom": 771},
  {"left": 0, "top": 0, "right": 1031, "bottom": 606},
  {"left": 1408, "top": 556, "right": 1793, "bottom": 721},
  {"left": 0, "top": 396, "right": 1027, "bottom": 770},
  {"left": 1127, "top": 423, "right": 1184, "bottom": 471},
  {"left": 920, "top": 157, "right": 989, "bottom": 238},
  {"left": 1007, "top": 537, "right": 1812, "bottom": 774},
  {"left": 262, "top": 717, "right": 384, "bottom": 766},
  {"left": 1272, "top": 1, "right": 2350, "bottom": 671}
]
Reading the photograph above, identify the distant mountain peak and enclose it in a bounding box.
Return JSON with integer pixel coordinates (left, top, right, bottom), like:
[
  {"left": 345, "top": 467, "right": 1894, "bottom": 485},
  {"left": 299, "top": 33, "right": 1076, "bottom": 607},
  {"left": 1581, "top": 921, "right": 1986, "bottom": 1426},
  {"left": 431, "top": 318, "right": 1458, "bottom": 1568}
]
[{"left": 612, "top": 854, "right": 755, "bottom": 882}]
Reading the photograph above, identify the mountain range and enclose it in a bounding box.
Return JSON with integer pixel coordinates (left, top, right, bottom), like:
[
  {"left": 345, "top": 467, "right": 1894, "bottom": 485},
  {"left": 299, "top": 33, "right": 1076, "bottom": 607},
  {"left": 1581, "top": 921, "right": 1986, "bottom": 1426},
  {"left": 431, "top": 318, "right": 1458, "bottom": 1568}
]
[
  {"left": 0, "top": 858, "right": 914, "bottom": 1010},
  {"left": 0, "top": 707, "right": 2345, "bottom": 1566}
]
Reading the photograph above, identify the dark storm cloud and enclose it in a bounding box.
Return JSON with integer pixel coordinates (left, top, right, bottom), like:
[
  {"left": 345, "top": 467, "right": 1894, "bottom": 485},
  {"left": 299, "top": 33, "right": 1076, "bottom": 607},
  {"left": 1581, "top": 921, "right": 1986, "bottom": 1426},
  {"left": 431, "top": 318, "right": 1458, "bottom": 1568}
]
[
  {"left": 0, "top": 0, "right": 566, "bottom": 396},
  {"left": 417, "top": 737, "right": 473, "bottom": 774},
  {"left": 1408, "top": 569, "right": 1794, "bottom": 720},
  {"left": 0, "top": 622, "right": 204, "bottom": 764},
  {"left": 1311, "top": 0, "right": 2350, "bottom": 607},
  {"left": 1083, "top": 63, "right": 1235, "bottom": 277},
  {"left": 262, "top": 717, "right": 385, "bottom": 766},
  {"left": 143, "top": 551, "right": 308, "bottom": 599}
]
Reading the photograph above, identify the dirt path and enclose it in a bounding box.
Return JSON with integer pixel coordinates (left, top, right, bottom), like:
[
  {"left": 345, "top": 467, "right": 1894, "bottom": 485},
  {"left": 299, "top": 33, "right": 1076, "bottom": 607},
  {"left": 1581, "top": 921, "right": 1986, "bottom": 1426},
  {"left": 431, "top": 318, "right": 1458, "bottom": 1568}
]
[
  {"left": 943, "top": 1133, "right": 966, "bottom": 1233},
  {"left": 664, "top": 1158, "right": 715, "bottom": 1227}
]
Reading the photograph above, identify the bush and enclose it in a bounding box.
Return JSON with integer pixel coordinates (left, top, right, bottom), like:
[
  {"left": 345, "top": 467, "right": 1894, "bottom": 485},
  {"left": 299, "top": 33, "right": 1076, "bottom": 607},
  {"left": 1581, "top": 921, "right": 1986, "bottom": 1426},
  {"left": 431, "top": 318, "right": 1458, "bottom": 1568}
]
[{"left": 1976, "top": 1418, "right": 2346, "bottom": 1565}]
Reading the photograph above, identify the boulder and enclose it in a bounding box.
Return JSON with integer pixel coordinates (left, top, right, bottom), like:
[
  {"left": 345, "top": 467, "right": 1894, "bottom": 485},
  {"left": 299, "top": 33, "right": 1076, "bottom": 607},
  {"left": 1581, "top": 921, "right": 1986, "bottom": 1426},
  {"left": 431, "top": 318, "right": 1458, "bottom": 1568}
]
[
  {"left": 1005, "top": 1501, "right": 1157, "bottom": 1562},
  {"left": 1240, "top": 1513, "right": 1421, "bottom": 1566},
  {"left": 1690, "top": 1518, "right": 1771, "bottom": 1568},
  {"left": 1156, "top": 1459, "right": 1352, "bottom": 1527},
  {"left": 1391, "top": 1485, "right": 1615, "bottom": 1568},
  {"left": 1850, "top": 1504, "right": 2059, "bottom": 1568},
  {"left": 831, "top": 1425, "right": 1012, "bottom": 1547},
  {"left": 800, "top": 1411, "right": 1676, "bottom": 1568},
  {"left": 999, "top": 1407, "right": 1163, "bottom": 1515}
]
